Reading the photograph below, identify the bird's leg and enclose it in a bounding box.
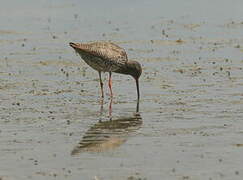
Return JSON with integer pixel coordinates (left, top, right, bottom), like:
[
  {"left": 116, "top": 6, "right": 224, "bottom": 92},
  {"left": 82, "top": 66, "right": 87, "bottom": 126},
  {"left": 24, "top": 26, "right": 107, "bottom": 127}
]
[
  {"left": 108, "top": 97, "right": 113, "bottom": 120},
  {"left": 108, "top": 72, "right": 113, "bottom": 97},
  {"left": 98, "top": 71, "right": 104, "bottom": 98},
  {"left": 99, "top": 98, "right": 104, "bottom": 122}
]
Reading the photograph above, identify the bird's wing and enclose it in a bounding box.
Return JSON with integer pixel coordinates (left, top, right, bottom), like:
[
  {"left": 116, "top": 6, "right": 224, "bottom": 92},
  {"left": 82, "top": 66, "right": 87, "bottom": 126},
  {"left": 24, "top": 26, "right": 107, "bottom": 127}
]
[{"left": 76, "top": 42, "right": 128, "bottom": 66}]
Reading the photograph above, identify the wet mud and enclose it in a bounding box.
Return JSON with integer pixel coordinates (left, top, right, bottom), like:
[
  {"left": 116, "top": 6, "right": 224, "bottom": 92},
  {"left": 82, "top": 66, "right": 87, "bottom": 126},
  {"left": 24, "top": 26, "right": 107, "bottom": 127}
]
[{"left": 1, "top": 0, "right": 243, "bottom": 180}]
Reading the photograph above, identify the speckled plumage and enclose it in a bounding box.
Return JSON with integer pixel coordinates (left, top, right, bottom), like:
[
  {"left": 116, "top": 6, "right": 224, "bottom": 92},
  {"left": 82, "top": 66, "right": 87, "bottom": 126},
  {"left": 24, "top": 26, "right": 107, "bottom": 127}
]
[{"left": 70, "top": 42, "right": 127, "bottom": 72}]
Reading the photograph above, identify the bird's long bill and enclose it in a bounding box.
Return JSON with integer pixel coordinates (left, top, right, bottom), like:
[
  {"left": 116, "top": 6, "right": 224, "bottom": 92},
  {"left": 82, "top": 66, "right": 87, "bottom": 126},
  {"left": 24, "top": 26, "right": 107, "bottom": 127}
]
[
  {"left": 136, "top": 79, "right": 140, "bottom": 100},
  {"left": 136, "top": 98, "right": 140, "bottom": 113}
]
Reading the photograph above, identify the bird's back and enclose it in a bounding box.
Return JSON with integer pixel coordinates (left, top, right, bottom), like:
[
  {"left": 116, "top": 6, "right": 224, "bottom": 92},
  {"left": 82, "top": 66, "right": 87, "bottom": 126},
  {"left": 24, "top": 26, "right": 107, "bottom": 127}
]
[{"left": 71, "top": 42, "right": 128, "bottom": 72}]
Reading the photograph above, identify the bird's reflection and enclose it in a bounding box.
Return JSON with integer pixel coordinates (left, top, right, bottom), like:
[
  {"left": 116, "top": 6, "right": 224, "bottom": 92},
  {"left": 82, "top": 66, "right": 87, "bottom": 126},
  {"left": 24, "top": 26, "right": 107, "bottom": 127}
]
[{"left": 71, "top": 99, "right": 142, "bottom": 155}]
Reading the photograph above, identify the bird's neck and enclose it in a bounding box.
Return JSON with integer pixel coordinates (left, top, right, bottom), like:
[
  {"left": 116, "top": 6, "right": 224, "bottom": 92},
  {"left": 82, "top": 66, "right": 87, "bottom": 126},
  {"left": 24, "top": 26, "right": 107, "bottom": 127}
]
[{"left": 114, "top": 61, "right": 132, "bottom": 75}]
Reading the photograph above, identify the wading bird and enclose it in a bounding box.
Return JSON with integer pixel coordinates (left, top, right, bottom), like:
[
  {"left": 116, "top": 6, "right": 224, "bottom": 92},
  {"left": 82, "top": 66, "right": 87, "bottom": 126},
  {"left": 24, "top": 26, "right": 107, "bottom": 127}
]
[{"left": 69, "top": 42, "right": 142, "bottom": 99}]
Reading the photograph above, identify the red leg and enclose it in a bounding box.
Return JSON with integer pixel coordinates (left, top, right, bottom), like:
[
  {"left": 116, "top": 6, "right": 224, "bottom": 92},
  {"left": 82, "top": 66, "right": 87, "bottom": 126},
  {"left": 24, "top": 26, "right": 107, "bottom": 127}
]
[
  {"left": 99, "top": 98, "right": 104, "bottom": 122},
  {"left": 109, "top": 98, "right": 113, "bottom": 120},
  {"left": 108, "top": 72, "right": 113, "bottom": 97}
]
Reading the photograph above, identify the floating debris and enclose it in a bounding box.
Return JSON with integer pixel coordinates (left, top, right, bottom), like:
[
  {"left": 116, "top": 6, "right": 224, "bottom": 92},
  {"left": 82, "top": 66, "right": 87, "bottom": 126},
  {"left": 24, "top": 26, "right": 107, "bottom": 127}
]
[
  {"left": 176, "top": 39, "right": 184, "bottom": 43},
  {"left": 235, "top": 144, "right": 243, "bottom": 147},
  {"left": 74, "top": 14, "right": 78, "bottom": 19},
  {"left": 235, "top": 44, "right": 241, "bottom": 48}
]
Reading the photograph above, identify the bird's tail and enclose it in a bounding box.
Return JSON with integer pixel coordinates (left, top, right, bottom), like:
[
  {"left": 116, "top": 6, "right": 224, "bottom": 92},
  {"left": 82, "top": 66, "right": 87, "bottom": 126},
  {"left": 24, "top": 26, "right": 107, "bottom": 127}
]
[{"left": 69, "top": 42, "right": 80, "bottom": 49}]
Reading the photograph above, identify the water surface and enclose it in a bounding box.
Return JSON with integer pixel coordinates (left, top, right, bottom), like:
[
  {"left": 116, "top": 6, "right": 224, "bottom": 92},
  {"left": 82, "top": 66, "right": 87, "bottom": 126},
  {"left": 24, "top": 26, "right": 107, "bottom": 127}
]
[{"left": 1, "top": 0, "right": 243, "bottom": 179}]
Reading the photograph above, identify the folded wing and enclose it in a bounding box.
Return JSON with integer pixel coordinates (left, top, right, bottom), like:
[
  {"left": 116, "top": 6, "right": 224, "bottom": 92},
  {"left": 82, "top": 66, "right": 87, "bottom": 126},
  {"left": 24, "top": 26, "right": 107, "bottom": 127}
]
[{"left": 76, "top": 42, "right": 128, "bottom": 67}]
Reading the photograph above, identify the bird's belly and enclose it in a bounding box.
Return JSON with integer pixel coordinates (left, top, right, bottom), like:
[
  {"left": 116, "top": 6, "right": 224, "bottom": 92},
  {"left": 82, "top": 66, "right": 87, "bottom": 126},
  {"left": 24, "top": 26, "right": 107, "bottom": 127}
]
[{"left": 80, "top": 54, "right": 119, "bottom": 72}]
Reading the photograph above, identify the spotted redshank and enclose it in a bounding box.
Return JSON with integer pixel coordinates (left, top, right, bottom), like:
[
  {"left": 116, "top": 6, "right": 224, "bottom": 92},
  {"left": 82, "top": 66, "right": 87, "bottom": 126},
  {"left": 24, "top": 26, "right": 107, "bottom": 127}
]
[{"left": 69, "top": 42, "right": 142, "bottom": 99}]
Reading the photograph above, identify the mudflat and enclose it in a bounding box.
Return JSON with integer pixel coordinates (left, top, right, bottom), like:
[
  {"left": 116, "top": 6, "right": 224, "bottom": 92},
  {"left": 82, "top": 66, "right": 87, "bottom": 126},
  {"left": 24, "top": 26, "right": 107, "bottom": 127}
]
[{"left": 1, "top": 0, "right": 243, "bottom": 179}]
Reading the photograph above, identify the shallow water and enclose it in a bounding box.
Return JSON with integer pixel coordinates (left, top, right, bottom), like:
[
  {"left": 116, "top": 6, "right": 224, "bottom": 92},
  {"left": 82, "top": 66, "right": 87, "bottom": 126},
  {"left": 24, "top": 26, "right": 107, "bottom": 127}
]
[{"left": 1, "top": 0, "right": 243, "bottom": 179}]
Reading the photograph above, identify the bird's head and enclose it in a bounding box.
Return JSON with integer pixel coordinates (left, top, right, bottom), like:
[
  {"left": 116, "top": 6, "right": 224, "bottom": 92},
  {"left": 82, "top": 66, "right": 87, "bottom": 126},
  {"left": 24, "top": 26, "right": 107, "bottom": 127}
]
[
  {"left": 115, "top": 60, "right": 142, "bottom": 99},
  {"left": 126, "top": 60, "right": 142, "bottom": 80},
  {"left": 126, "top": 61, "right": 142, "bottom": 100}
]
